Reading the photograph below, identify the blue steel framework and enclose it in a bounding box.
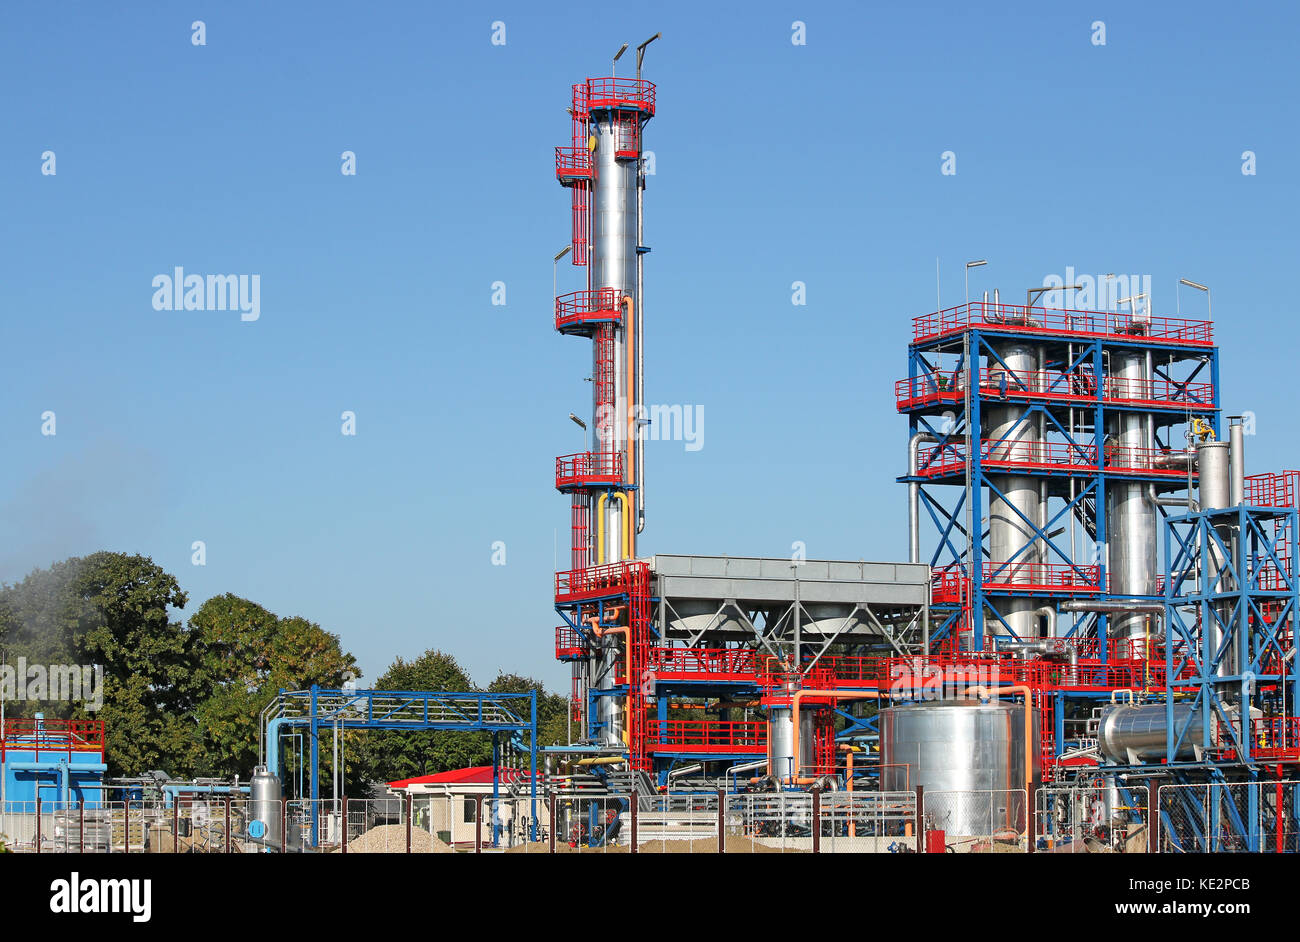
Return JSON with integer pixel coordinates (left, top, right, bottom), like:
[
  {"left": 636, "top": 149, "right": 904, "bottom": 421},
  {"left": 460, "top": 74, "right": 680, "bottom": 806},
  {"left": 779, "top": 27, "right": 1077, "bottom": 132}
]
[
  {"left": 264, "top": 686, "right": 538, "bottom": 847},
  {"left": 1163, "top": 502, "right": 1299, "bottom": 766},
  {"left": 898, "top": 302, "right": 1219, "bottom": 655}
]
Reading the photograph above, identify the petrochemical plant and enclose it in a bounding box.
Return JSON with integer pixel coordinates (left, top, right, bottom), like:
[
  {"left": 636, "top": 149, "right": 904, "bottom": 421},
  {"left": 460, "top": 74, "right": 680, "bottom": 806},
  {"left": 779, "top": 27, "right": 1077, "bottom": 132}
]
[{"left": 2, "top": 49, "right": 1297, "bottom": 856}]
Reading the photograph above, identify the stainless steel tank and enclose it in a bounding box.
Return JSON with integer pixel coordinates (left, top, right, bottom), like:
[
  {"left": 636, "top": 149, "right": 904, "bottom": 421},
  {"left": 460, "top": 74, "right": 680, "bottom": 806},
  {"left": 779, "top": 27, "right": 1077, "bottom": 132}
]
[
  {"left": 880, "top": 700, "right": 1037, "bottom": 835},
  {"left": 1105, "top": 351, "right": 1159, "bottom": 653},
  {"left": 1197, "top": 440, "right": 1238, "bottom": 685},
  {"left": 1097, "top": 703, "right": 1207, "bottom": 763},
  {"left": 249, "top": 765, "right": 282, "bottom": 852},
  {"left": 767, "top": 705, "right": 814, "bottom": 781},
  {"left": 985, "top": 340, "right": 1043, "bottom": 638}
]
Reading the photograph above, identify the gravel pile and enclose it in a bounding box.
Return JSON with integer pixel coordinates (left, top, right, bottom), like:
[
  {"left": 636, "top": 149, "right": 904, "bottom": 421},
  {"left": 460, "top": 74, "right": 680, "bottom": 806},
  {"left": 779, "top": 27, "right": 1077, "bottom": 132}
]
[{"left": 341, "top": 825, "right": 454, "bottom": 853}]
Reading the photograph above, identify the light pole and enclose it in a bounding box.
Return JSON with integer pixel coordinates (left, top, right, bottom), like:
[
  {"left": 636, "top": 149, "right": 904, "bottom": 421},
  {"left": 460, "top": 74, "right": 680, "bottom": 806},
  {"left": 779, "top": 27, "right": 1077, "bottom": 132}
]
[
  {"left": 570, "top": 413, "right": 588, "bottom": 453},
  {"left": 636, "top": 33, "right": 661, "bottom": 81},
  {"left": 612, "top": 42, "right": 628, "bottom": 78},
  {"left": 553, "top": 245, "right": 571, "bottom": 306},
  {"left": 1180, "top": 278, "right": 1211, "bottom": 319},
  {"left": 1027, "top": 284, "right": 1083, "bottom": 311},
  {"left": 965, "top": 259, "right": 987, "bottom": 306}
]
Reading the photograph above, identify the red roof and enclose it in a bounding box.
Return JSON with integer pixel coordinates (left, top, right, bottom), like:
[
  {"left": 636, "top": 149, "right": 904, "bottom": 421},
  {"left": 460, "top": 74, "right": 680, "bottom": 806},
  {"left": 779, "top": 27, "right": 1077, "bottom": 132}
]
[{"left": 388, "top": 766, "right": 527, "bottom": 789}]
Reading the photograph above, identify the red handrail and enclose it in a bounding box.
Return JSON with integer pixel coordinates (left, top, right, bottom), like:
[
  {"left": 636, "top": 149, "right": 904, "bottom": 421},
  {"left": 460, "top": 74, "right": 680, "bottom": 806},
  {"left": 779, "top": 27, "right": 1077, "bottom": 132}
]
[{"left": 912, "top": 302, "right": 1212, "bottom": 346}]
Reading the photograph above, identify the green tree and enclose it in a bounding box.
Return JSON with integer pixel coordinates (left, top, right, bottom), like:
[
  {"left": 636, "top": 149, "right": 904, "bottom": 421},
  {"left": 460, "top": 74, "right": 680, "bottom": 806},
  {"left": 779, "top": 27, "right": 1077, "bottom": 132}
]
[
  {"left": 0, "top": 552, "right": 200, "bottom": 776},
  {"left": 486, "top": 672, "right": 568, "bottom": 750},
  {"left": 352, "top": 649, "right": 490, "bottom": 787},
  {"left": 188, "top": 594, "right": 358, "bottom": 780}
]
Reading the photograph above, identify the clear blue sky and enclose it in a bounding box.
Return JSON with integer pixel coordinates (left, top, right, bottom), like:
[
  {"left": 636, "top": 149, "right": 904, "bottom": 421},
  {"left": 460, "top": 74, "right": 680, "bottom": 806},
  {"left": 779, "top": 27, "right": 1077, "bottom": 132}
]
[{"left": 1, "top": 1, "right": 1296, "bottom": 691}]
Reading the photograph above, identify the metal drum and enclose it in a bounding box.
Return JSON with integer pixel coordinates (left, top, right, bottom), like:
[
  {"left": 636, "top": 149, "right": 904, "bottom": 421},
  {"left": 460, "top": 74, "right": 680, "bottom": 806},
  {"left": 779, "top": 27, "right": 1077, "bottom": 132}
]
[
  {"left": 249, "top": 766, "right": 282, "bottom": 853},
  {"left": 880, "top": 701, "right": 1036, "bottom": 836}
]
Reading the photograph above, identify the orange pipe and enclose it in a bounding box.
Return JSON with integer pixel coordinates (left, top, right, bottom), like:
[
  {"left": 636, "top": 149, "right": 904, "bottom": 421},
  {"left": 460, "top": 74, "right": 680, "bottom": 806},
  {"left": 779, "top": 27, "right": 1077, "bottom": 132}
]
[
  {"left": 966, "top": 685, "right": 1035, "bottom": 790},
  {"left": 789, "top": 690, "right": 883, "bottom": 785},
  {"left": 621, "top": 295, "right": 636, "bottom": 557},
  {"left": 839, "top": 744, "right": 856, "bottom": 837}
]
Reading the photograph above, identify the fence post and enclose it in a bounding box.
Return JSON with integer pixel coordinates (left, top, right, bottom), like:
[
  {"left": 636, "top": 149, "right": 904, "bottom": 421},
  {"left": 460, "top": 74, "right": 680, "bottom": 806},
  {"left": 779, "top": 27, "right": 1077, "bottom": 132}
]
[
  {"left": 812, "top": 790, "right": 821, "bottom": 855},
  {"left": 629, "top": 790, "right": 638, "bottom": 854},
  {"left": 474, "top": 794, "right": 483, "bottom": 854},
  {"left": 122, "top": 800, "right": 128, "bottom": 853},
  {"left": 173, "top": 800, "right": 180, "bottom": 854},
  {"left": 915, "top": 785, "right": 925, "bottom": 853},
  {"left": 406, "top": 793, "right": 413, "bottom": 854},
  {"left": 549, "top": 794, "right": 557, "bottom": 854},
  {"left": 281, "top": 799, "right": 287, "bottom": 855},
  {"left": 1147, "top": 780, "right": 1158, "bottom": 854},
  {"left": 342, "top": 797, "right": 348, "bottom": 854},
  {"left": 1027, "top": 780, "right": 1040, "bottom": 854},
  {"left": 35, "top": 797, "right": 41, "bottom": 854},
  {"left": 80, "top": 801, "right": 86, "bottom": 853},
  {"left": 224, "top": 798, "right": 231, "bottom": 854},
  {"left": 716, "top": 788, "right": 725, "bottom": 854}
]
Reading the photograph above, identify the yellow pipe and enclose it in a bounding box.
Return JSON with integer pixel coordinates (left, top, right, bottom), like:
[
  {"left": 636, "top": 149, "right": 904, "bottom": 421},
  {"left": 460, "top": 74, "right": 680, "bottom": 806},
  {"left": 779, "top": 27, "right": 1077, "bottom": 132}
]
[
  {"left": 789, "top": 690, "right": 883, "bottom": 785},
  {"left": 595, "top": 492, "right": 609, "bottom": 564},
  {"left": 967, "top": 685, "right": 1036, "bottom": 793},
  {"left": 595, "top": 491, "right": 633, "bottom": 564},
  {"left": 575, "top": 756, "right": 627, "bottom": 767},
  {"left": 840, "top": 744, "right": 856, "bottom": 837}
]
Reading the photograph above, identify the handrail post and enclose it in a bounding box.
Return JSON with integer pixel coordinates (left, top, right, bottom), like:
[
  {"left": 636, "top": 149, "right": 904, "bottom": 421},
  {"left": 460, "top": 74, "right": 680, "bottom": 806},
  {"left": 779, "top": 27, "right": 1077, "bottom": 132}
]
[{"left": 716, "top": 788, "right": 725, "bottom": 854}]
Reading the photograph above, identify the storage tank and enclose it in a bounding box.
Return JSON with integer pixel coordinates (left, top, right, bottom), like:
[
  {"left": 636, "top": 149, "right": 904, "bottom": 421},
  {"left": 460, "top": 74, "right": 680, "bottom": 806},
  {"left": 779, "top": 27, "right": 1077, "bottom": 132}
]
[
  {"left": 767, "top": 705, "right": 815, "bottom": 781},
  {"left": 880, "top": 700, "right": 1037, "bottom": 836}
]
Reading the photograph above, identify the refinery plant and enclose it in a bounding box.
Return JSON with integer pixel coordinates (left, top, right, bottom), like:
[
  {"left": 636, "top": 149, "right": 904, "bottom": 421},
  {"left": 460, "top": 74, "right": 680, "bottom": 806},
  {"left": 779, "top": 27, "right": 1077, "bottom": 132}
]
[{"left": 2, "top": 47, "right": 1296, "bottom": 859}]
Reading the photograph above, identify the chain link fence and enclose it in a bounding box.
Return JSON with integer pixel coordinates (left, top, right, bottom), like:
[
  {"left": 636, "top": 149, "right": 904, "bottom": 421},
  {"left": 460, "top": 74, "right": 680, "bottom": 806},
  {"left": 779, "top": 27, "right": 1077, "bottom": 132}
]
[
  {"left": 1157, "top": 781, "right": 1300, "bottom": 853},
  {"left": 923, "top": 789, "right": 1029, "bottom": 852}
]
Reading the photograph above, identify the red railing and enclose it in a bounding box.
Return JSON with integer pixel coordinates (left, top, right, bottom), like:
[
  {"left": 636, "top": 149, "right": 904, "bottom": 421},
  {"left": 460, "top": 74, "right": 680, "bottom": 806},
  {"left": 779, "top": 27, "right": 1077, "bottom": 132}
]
[
  {"left": 1246, "top": 471, "right": 1300, "bottom": 509},
  {"left": 555, "top": 451, "right": 623, "bottom": 489},
  {"left": 1102, "top": 444, "right": 1197, "bottom": 476},
  {"left": 555, "top": 287, "right": 623, "bottom": 331},
  {"left": 0, "top": 718, "right": 105, "bottom": 756},
  {"left": 584, "top": 77, "right": 656, "bottom": 115},
  {"left": 646, "top": 648, "right": 761, "bottom": 679},
  {"left": 912, "top": 302, "right": 1213, "bottom": 347},
  {"left": 556, "top": 560, "right": 646, "bottom": 602},
  {"left": 914, "top": 439, "right": 1097, "bottom": 477},
  {"left": 895, "top": 369, "right": 1214, "bottom": 412},
  {"left": 554, "top": 145, "right": 592, "bottom": 181},
  {"left": 1214, "top": 717, "right": 1300, "bottom": 760},
  {"left": 555, "top": 626, "right": 586, "bottom": 660},
  {"left": 646, "top": 720, "right": 766, "bottom": 753},
  {"left": 981, "top": 561, "right": 1101, "bottom": 592}
]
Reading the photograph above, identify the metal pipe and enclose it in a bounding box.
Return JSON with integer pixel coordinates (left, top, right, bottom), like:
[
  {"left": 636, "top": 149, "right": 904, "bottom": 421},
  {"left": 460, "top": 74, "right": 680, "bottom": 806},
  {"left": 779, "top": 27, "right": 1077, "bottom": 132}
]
[
  {"left": 909, "top": 432, "right": 939, "bottom": 563},
  {"left": 1229, "top": 418, "right": 1245, "bottom": 506},
  {"left": 789, "top": 690, "right": 882, "bottom": 784},
  {"left": 621, "top": 296, "right": 637, "bottom": 557}
]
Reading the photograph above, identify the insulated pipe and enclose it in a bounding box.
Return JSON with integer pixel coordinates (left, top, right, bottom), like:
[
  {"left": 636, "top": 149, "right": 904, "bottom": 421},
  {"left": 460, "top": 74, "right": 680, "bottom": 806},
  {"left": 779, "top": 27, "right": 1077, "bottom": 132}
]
[
  {"left": 966, "top": 685, "right": 1034, "bottom": 792},
  {"left": 1058, "top": 599, "right": 1166, "bottom": 615},
  {"left": 595, "top": 491, "right": 633, "bottom": 563},
  {"left": 621, "top": 295, "right": 637, "bottom": 557},
  {"left": 909, "top": 432, "right": 939, "bottom": 563},
  {"left": 1147, "top": 484, "right": 1199, "bottom": 512},
  {"left": 789, "top": 690, "right": 882, "bottom": 784},
  {"left": 1229, "top": 420, "right": 1245, "bottom": 506}
]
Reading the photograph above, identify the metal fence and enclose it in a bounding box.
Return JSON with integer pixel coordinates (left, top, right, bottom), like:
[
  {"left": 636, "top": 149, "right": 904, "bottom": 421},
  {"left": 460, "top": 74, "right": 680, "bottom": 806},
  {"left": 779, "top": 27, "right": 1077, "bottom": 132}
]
[
  {"left": 1157, "top": 781, "right": 1300, "bottom": 853},
  {"left": 923, "top": 789, "right": 1030, "bottom": 852},
  {"left": 4, "top": 784, "right": 1297, "bottom": 854}
]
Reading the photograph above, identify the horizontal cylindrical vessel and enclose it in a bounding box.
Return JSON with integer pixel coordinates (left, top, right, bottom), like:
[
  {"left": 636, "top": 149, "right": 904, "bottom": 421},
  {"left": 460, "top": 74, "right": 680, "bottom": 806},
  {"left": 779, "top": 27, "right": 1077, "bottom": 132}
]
[{"left": 1097, "top": 703, "right": 1206, "bottom": 763}]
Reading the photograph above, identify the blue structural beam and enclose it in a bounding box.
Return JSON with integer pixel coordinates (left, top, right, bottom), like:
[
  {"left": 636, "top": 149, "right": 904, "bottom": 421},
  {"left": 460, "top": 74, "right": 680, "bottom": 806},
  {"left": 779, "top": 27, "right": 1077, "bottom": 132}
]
[{"left": 265, "top": 686, "right": 538, "bottom": 848}]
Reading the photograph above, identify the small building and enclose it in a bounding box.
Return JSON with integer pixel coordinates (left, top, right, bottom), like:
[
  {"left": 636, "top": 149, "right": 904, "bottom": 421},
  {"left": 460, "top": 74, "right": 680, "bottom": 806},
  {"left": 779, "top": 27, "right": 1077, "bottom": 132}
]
[{"left": 387, "top": 766, "right": 543, "bottom": 848}]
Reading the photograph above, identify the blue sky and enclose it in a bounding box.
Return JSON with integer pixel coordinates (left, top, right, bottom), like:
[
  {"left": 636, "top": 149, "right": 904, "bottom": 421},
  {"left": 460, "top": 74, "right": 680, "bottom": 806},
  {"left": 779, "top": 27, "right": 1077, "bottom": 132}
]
[{"left": 1, "top": 1, "right": 1297, "bottom": 690}]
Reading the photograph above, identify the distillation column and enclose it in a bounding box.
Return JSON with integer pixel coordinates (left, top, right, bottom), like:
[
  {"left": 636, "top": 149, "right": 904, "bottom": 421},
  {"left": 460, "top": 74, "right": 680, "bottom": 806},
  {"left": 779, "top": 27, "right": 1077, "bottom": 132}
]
[
  {"left": 1105, "top": 351, "right": 1159, "bottom": 655},
  {"left": 986, "top": 338, "right": 1045, "bottom": 637},
  {"left": 583, "top": 80, "right": 653, "bottom": 747}
]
